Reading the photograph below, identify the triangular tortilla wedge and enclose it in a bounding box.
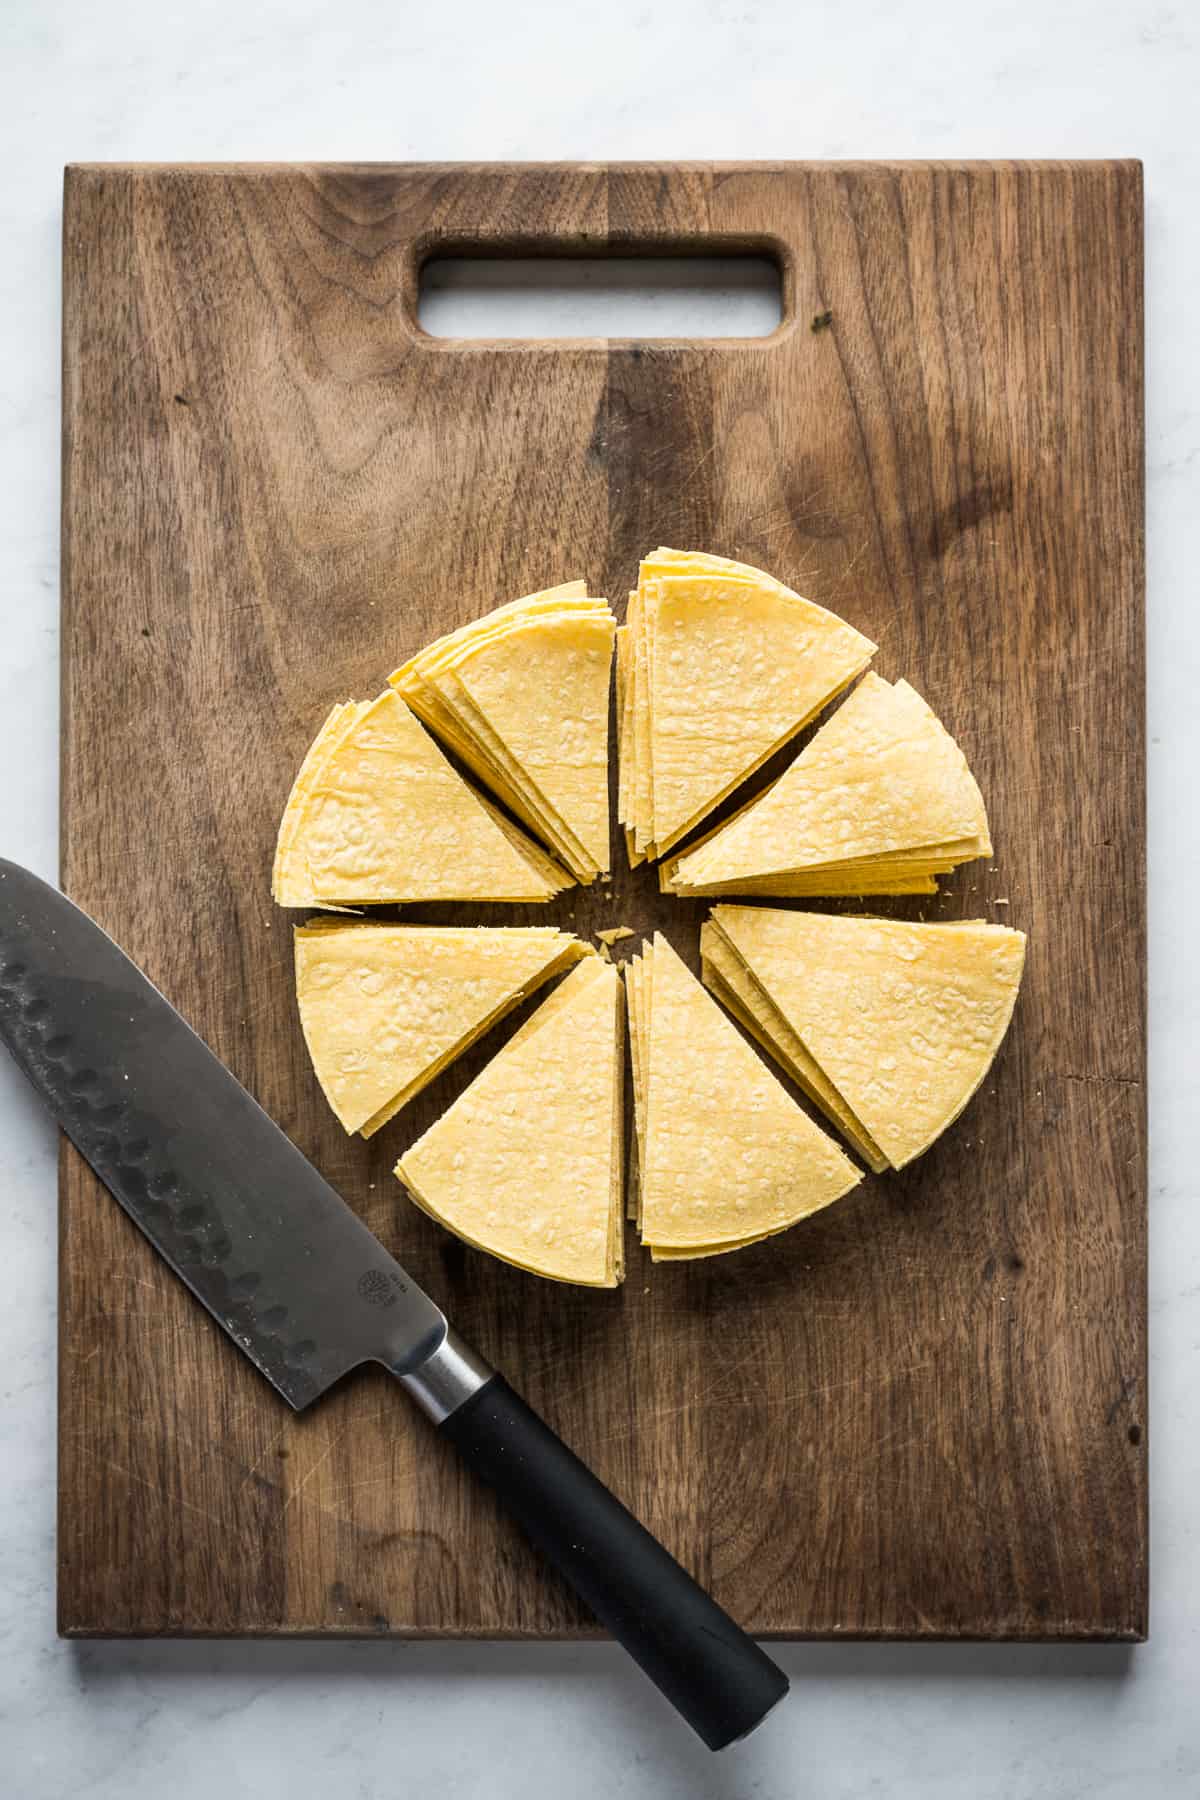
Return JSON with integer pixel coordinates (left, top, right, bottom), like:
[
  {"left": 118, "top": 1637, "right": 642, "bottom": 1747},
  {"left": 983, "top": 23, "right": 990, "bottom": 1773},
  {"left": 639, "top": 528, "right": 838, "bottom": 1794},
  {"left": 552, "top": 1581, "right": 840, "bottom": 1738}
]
[
  {"left": 699, "top": 921, "right": 889, "bottom": 1173},
  {"left": 393, "top": 618, "right": 608, "bottom": 878},
  {"left": 666, "top": 674, "right": 990, "bottom": 895},
  {"left": 423, "top": 662, "right": 599, "bottom": 876},
  {"left": 396, "top": 959, "right": 625, "bottom": 1287},
  {"left": 634, "top": 935, "right": 860, "bottom": 1256},
  {"left": 283, "top": 690, "right": 571, "bottom": 904},
  {"left": 637, "top": 552, "right": 876, "bottom": 855},
  {"left": 447, "top": 609, "right": 616, "bottom": 876},
  {"left": 390, "top": 585, "right": 613, "bottom": 881},
  {"left": 273, "top": 701, "right": 370, "bottom": 906},
  {"left": 294, "top": 920, "right": 589, "bottom": 1136},
  {"left": 710, "top": 907, "right": 1026, "bottom": 1169}
]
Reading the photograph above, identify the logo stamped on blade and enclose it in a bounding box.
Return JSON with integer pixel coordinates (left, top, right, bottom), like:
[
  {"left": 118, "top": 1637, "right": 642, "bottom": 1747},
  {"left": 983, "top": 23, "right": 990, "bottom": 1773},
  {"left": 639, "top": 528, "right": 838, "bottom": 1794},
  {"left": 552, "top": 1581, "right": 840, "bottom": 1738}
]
[{"left": 357, "top": 1269, "right": 402, "bottom": 1307}]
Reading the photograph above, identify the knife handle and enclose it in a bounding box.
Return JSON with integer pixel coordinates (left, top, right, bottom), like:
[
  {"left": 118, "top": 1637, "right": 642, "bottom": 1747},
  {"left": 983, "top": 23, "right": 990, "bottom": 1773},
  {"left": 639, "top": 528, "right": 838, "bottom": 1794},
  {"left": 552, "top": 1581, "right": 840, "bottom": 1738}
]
[{"left": 438, "top": 1373, "right": 789, "bottom": 1751}]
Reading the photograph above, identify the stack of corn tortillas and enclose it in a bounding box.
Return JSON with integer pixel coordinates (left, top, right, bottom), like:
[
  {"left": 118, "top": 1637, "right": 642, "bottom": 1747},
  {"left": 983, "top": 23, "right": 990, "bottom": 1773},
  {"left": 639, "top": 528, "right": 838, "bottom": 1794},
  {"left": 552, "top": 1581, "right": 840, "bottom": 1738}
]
[
  {"left": 661, "top": 674, "right": 992, "bottom": 898},
  {"left": 626, "top": 935, "right": 861, "bottom": 1260},
  {"left": 272, "top": 552, "right": 1024, "bottom": 1286},
  {"left": 397, "top": 959, "right": 625, "bottom": 1287},
  {"left": 616, "top": 548, "right": 876, "bottom": 865},
  {"left": 294, "top": 920, "right": 590, "bottom": 1138},
  {"left": 390, "top": 583, "right": 616, "bottom": 885},
  {"left": 273, "top": 688, "right": 572, "bottom": 906},
  {"left": 701, "top": 908, "right": 1027, "bottom": 1172}
]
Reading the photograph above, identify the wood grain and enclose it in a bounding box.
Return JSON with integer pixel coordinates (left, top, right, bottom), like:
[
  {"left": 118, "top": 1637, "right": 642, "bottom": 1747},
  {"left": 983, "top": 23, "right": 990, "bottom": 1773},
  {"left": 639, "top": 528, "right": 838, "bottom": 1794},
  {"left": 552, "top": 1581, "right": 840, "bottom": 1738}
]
[{"left": 59, "top": 161, "right": 1145, "bottom": 1639}]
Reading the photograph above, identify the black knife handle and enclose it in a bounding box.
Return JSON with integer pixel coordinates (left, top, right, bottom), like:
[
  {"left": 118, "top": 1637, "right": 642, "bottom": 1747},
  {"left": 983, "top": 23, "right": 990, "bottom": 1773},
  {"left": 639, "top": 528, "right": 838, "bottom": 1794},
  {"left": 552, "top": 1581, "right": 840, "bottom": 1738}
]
[{"left": 439, "top": 1374, "right": 789, "bottom": 1751}]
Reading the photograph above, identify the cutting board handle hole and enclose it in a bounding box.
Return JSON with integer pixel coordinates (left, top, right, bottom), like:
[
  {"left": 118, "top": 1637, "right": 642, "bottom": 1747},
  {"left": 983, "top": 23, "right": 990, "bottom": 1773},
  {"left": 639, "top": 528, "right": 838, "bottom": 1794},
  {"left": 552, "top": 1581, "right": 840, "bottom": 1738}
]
[{"left": 416, "top": 251, "right": 785, "bottom": 341}]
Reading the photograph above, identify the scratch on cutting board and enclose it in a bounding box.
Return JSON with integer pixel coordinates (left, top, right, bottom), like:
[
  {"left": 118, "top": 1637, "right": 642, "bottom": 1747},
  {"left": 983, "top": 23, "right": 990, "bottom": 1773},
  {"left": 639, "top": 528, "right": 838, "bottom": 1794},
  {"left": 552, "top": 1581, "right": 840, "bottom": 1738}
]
[
  {"left": 858, "top": 605, "right": 901, "bottom": 652},
  {"left": 832, "top": 536, "right": 873, "bottom": 594},
  {"left": 282, "top": 1408, "right": 392, "bottom": 1516},
  {"left": 282, "top": 1432, "right": 346, "bottom": 1516},
  {"left": 678, "top": 442, "right": 718, "bottom": 491},
  {"left": 77, "top": 1312, "right": 194, "bottom": 1337},
  {"left": 236, "top": 1422, "right": 291, "bottom": 1494},
  {"left": 1022, "top": 1325, "right": 1072, "bottom": 1377},
  {"left": 122, "top": 317, "right": 173, "bottom": 372},
  {"left": 824, "top": 1382, "right": 936, "bottom": 1458},
  {"left": 747, "top": 516, "right": 811, "bottom": 559},
  {"left": 340, "top": 1466, "right": 403, "bottom": 1501},
  {"left": 223, "top": 1393, "right": 280, "bottom": 1435},
  {"left": 853, "top": 1424, "right": 924, "bottom": 1468},
  {"left": 762, "top": 1355, "right": 939, "bottom": 1413},
  {"left": 79, "top": 1450, "right": 225, "bottom": 1530},
  {"left": 588, "top": 1344, "right": 796, "bottom": 1446}
]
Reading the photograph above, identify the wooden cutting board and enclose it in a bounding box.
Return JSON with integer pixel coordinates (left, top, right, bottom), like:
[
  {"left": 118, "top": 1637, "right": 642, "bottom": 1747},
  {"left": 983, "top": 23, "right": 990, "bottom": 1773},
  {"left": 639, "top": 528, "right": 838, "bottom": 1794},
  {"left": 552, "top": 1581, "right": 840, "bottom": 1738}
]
[{"left": 59, "top": 161, "right": 1146, "bottom": 1639}]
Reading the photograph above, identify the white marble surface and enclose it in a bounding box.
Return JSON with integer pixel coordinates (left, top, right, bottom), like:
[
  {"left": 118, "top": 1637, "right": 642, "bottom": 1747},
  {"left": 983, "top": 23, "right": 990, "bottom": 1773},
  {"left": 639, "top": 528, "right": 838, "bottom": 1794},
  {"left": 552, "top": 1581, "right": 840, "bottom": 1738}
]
[{"left": 1, "top": 2, "right": 1197, "bottom": 1795}]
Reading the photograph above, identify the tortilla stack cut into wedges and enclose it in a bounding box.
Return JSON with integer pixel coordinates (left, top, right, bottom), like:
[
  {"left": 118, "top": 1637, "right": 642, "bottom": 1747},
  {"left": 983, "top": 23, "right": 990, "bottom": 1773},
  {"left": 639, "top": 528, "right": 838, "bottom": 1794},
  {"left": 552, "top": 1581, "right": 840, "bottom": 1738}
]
[
  {"left": 275, "top": 689, "right": 571, "bottom": 905},
  {"left": 294, "top": 920, "right": 591, "bottom": 1138},
  {"left": 710, "top": 906, "right": 1027, "bottom": 1170},
  {"left": 616, "top": 548, "right": 876, "bottom": 865},
  {"left": 663, "top": 673, "right": 991, "bottom": 898},
  {"left": 627, "top": 935, "right": 861, "bottom": 1261},
  {"left": 699, "top": 920, "right": 890, "bottom": 1174},
  {"left": 396, "top": 959, "right": 625, "bottom": 1288},
  {"left": 389, "top": 583, "right": 616, "bottom": 882}
]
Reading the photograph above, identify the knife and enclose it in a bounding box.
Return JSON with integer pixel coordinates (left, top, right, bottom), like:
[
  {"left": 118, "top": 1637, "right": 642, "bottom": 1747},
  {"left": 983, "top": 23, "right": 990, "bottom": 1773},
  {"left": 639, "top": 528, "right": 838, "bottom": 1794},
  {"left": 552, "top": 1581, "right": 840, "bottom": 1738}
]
[{"left": 0, "top": 858, "right": 787, "bottom": 1750}]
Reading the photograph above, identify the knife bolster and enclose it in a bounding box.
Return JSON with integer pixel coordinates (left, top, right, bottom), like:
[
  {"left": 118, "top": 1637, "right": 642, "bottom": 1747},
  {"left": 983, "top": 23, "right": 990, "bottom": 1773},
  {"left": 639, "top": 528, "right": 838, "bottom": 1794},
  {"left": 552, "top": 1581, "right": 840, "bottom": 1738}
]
[{"left": 396, "top": 1327, "right": 494, "bottom": 1423}]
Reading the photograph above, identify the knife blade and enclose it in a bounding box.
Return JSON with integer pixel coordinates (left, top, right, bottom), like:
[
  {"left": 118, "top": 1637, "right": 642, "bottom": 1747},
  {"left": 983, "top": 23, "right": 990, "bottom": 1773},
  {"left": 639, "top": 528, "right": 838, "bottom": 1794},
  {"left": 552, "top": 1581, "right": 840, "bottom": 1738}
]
[{"left": 0, "top": 859, "right": 787, "bottom": 1750}]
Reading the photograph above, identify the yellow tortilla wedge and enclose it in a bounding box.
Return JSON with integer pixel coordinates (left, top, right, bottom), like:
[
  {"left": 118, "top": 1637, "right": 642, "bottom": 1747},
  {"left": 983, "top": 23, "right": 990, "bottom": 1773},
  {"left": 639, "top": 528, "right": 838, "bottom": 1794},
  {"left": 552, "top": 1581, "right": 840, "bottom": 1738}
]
[
  {"left": 666, "top": 674, "right": 990, "bottom": 896},
  {"left": 632, "top": 551, "right": 876, "bottom": 857},
  {"left": 633, "top": 935, "right": 860, "bottom": 1256},
  {"left": 710, "top": 906, "right": 1026, "bottom": 1169},
  {"left": 390, "top": 585, "right": 614, "bottom": 881},
  {"left": 429, "top": 663, "right": 598, "bottom": 876},
  {"left": 447, "top": 609, "right": 616, "bottom": 877},
  {"left": 272, "top": 701, "right": 370, "bottom": 906},
  {"left": 294, "top": 920, "right": 589, "bottom": 1137},
  {"left": 282, "top": 690, "right": 571, "bottom": 904},
  {"left": 396, "top": 602, "right": 610, "bottom": 834},
  {"left": 396, "top": 959, "right": 625, "bottom": 1287},
  {"left": 699, "top": 921, "right": 889, "bottom": 1173}
]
